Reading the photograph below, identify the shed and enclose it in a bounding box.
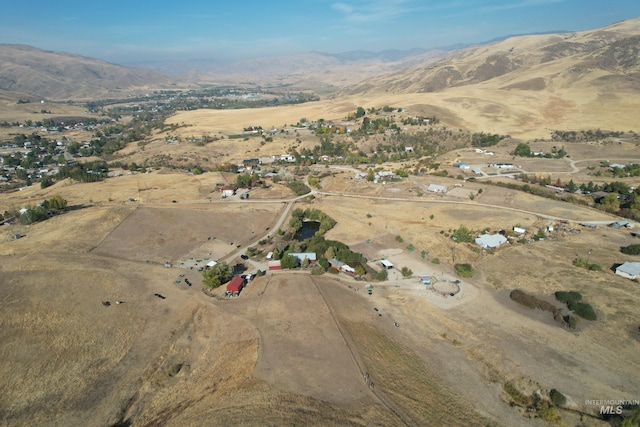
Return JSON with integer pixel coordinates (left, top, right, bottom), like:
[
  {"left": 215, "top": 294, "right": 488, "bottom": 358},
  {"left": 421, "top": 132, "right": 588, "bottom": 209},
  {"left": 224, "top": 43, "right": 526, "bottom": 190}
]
[
  {"left": 615, "top": 262, "right": 640, "bottom": 280},
  {"left": 268, "top": 260, "right": 282, "bottom": 271},
  {"left": 206, "top": 260, "right": 218, "bottom": 268},
  {"left": 475, "top": 234, "right": 507, "bottom": 249},
  {"left": 266, "top": 251, "right": 273, "bottom": 260},
  {"left": 611, "top": 220, "right": 632, "bottom": 229},
  {"left": 380, "top": 259, "right": 394, "bottom": 269},
  {"left": 329, "top": 258, "right": 355, "bottom": 275},
  {"left": 427, "top": 184, "right": 447, "bottom": 193},
  {"left": 226, "top": 276, "right": 245, "bottom": 295},
  {"left": 513, "top": 227, "right": 526, "bottom": 235},
  {"left": 220, "top": 186, "right": 236, "bottom": 198}
]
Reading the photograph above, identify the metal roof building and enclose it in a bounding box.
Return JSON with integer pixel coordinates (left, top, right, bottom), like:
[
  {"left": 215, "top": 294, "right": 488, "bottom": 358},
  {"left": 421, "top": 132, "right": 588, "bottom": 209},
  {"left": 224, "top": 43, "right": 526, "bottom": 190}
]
[
  {"left": 615, "top": 262, "right": 640, "bottom": 280},
  {"left": 475, "top": 234, "right": 507, "bottom": 249}
]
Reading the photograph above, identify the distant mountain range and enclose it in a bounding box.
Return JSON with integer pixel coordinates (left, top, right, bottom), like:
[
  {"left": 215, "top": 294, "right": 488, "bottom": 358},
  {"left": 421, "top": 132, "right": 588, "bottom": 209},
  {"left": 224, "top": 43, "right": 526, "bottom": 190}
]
[{"left": 0, "top": 18, "right": 639, "bottom": 103}]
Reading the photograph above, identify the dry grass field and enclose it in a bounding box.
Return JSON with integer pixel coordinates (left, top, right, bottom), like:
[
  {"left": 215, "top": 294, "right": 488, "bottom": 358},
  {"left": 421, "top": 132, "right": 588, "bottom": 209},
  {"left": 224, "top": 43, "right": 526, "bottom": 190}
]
[
  {"left": 2, "top": 20, "right": 640, "bottom": 423},
  {"left": 2, "top": 163, "right": 639, "bottom": 426}
]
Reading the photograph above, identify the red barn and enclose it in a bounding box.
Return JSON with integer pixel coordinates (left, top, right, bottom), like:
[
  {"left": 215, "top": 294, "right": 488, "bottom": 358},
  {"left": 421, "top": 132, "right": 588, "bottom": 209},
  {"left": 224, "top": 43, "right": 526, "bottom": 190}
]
[
  {"left": 268, "top": 260, "right": 282, "bottom": 271},
  {"left": 226, "top": 276, "right": 245, "bottom": 296}
]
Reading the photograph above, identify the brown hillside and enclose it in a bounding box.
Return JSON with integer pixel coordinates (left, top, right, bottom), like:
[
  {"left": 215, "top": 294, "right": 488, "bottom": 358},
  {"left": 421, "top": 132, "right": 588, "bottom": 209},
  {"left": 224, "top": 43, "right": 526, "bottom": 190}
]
[{"left": 0, "top": 44, "right": 189, "bottom": 101}]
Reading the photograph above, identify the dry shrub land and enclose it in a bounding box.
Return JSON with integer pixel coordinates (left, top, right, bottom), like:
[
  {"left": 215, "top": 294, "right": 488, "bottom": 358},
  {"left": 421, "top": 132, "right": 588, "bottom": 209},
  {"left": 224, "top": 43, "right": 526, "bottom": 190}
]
[{"left": 2, "top": 19, "right": 640, "bottom": 427}]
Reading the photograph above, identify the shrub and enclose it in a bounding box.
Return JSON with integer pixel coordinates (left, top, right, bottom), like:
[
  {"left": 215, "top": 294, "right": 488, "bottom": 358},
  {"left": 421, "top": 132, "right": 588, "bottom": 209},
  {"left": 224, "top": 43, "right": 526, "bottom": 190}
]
[
  {"left": 431, "top": 258, "right": 440, "bottom": 264},
  {"left": 555, "top": 291, "right": 583, "bottom": 304},
  {"left": 537, "top": 402, "right": 561, "bottom": 423},
  {"left": 401, "top": 267, "right": 413, "bottom": 277},
  {"left": 454, "top": 263, "right": 474, "bottom": 278},
  {"left": 569, "top": 301, "right": 597, "bottom": 321},
  {"left": 621, "top": 244, "right": 640, "bottom": 255},
  {"left": 503, "top": 382, "right": 532, "bottom": 407},
  {"left": 377, "top": 269, "right": 388, "bottom": 281},
  {"left": 550, "top": 389, "right": 567, "bottom": 407},
  {"left": 566, "top": 315, "right": 579, "bottom": 329}
]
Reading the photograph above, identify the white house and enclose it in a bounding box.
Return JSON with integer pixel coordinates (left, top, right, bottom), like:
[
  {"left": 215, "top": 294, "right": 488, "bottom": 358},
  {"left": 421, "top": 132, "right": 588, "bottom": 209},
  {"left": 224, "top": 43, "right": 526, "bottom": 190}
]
[
  {"left": 475, "top": 234, "right": 507, "bottom": 249},
  {"left": 615, "top": 262, "right": 640, "bottom": 280}
]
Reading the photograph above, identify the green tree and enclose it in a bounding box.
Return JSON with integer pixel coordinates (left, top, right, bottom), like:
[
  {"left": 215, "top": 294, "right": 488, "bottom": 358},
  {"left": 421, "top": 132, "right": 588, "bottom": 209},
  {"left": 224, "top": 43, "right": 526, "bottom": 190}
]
[
  {"left": 355, "top": 106, "right": 366, "bottom": 118},
  {"left": 236, "top": 173, "right": 252, "bottom": 188},
  {"left": 202, "top": 262, "right": 233, "bottom": 289},
  {"left": 280, "top": 254, "right": 300, "bottom": 269},
  {"left": 599, "top": 193, "right": 620, "bottom": 213},
  {"left": 366, "top": 168, "right": 375, "bottom": 182},
  {"left": 514, "top": 143, "right": 531, "bottom": 157},
  {"left": 324, "top": 246, "right": 336, "bottom": 260},
  {"left": 46, "top": 195, "right": 67, "bottom": 211},
  {"left": 452, "top": 225, "right": 474, "bottom": 243}
]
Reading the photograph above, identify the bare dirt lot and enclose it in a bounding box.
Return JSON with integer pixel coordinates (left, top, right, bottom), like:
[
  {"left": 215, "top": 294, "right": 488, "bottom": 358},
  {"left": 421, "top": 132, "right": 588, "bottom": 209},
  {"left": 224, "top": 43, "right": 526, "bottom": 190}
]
[{"left": 1, "top": 161, "right": 639, "bottom": 426}]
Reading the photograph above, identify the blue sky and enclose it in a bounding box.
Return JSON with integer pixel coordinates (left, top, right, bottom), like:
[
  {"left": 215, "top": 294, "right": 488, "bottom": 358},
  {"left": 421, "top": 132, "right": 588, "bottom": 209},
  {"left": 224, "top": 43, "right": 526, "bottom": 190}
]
[{"left": 1, "top": 0, "right": 638, "bottom": 65}]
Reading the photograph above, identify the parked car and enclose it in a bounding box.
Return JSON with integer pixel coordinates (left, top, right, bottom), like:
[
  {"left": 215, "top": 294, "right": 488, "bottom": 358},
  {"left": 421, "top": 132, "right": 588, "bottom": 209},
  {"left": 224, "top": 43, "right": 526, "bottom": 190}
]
[{"left": 240, "top": 254, "right": 249, "bottom": 260}]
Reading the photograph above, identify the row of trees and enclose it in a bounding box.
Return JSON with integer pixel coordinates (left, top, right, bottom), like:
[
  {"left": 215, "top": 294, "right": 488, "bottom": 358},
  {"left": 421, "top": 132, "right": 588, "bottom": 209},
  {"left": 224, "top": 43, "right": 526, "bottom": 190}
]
[{"left": 7, "top": 195, "right": 69, "bottom": 225}]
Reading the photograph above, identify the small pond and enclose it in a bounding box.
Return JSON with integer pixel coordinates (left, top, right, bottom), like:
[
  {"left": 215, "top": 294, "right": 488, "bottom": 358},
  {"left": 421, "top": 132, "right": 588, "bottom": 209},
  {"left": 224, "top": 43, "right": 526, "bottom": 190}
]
[{"left": 295, "top": 221, "right": 320, "bottom": 241}]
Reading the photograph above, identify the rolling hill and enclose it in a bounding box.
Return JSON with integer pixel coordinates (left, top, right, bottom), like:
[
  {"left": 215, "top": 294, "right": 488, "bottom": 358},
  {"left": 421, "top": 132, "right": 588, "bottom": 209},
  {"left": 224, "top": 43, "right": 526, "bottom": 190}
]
[
  {"left": 344, "top": 18, "right": 640, "bottom": 95},
  {"left": 332, "top": 18, "right": 640, "bottom": 138},
  {"left": 0, "top": 44, "right": 187, "bottom": 101}
]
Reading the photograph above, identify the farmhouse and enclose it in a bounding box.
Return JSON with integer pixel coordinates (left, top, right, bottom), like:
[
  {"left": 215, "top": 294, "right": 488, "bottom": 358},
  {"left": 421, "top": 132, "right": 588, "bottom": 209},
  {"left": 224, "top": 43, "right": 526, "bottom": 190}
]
[
  {"left": 475, "top": 233, "right": 507, "bottom": 249},
  {"left": 615, "top": 262, "right": 640, "bottom": 280},
  {"left": 226, "top": 276, "right": 246, "bottom": 296}
]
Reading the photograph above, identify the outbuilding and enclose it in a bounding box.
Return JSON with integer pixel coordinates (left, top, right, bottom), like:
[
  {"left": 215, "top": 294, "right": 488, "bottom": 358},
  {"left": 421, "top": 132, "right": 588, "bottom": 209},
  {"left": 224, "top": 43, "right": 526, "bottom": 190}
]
[
  {"left": 615, "top": 262, "right": 640, "bottom": 280},
  {"left": 329, "top": 258, "right": 355, "bottom": 275},
  {"left": 226, "top": 276, "right": 246, "bottom": 296},
  {"left": 268, "top": 260, "right": 282, "bottom": 271},
  {"left": 380, "top": 259, "right": 394, "bottom": 269},
  {"left": 427, "top": 184, "right": 447, "bottom": 193}
]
